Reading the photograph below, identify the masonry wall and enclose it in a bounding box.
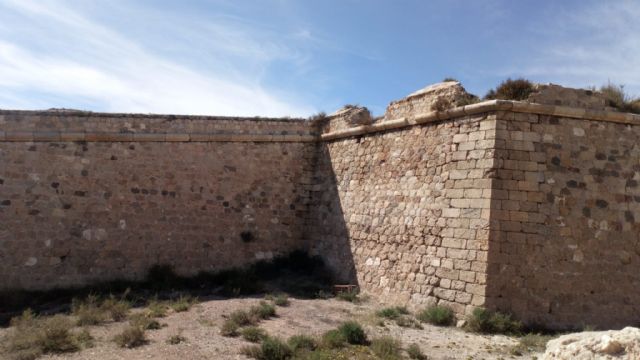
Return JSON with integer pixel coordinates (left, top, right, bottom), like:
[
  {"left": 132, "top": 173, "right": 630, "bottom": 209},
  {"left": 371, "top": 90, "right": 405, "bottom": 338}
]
[
  {"left": 486, "top": 110, "right": 640, "bottom": 329},
  {"left": 3, "top": 95, "right": 640, "bottom": 330},
  {"left": 309, "top": 113, "right": 497, "bottom": 315},
  {"left": 0, "top": 111, "right": 316, "bottom": 290}
]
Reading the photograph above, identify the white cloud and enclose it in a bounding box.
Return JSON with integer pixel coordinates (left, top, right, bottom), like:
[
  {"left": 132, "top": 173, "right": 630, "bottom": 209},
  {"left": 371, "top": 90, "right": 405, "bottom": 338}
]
[
  {"left": 0, "top": 0, "right": 315, "bottom": 116},
  {"left": 512, "top": 0, "right": 640, "bottom": 94}
]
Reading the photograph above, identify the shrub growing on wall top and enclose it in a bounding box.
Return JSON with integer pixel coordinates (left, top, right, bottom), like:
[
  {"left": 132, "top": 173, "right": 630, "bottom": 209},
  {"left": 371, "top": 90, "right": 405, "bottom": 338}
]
[
  {"left": 485, "top": 78, "right": 534, "bottom": 101},
  {"left": 598, "top": 83, "right": 640, "bottom": 114}
]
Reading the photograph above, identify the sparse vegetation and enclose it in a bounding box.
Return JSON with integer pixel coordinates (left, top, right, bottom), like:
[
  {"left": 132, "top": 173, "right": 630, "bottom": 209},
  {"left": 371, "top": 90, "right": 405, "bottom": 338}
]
[
  {"left": 510, "top": 333, "right": 554, "bottom": 356},
  {"left": 376, "top": 306, "right": 409, "bottom": 320},
  {"left": 75, "top": 329, "right": 95, "bottom": 349},
  {"left": 417, "top": 305, "right": 454, "bottom": 326},
  {"left": 169, "top": 294, "right": 197, "bottom": 312},
  {"left": 321, "top": 329, "right": 346, "bottom": 349},
  {"left": 167, "top": 334, "right": 187, "bottom": 345},
  {"left": 598, "top": 83, "right": 640, "bottom": 114},
  {"left": 336, "top": 290, "right": 360, "bottom": 303},
  {"left": 113, "top": 324, "right": 147, "bottom": 348},
  {"left": 71, "top": 293, "right": 131, "bottom": 326},
  {"left": 250, "top": 301, "right": 277, "bottom": 320},
  {"left": 394, "top": 315, "right": 422, "bottom": 329},
  {"left": 242, "top": 326, "right": 268, "bottom": 343},
  {"left": 5, "top": 311, "right": 90, "bottom": 360},
  {"left": 1, "top": 250, "right": 332, "bottom": 326},
  {"left": 457, "top": 95, "right": 481, "bottom": 106},
  {"left": 465, "top": 308, "right": 522, "bottom": 335},
  {"left": 288, "top": 334, "right": 317, "bottom": 352},
  {"left": 230, "top": 309, "right": 257, "bottom": 327},
  {"left": 146, "top": 297, "right": 169, "bottom": 318},
  {"left": 221, "top": 302, "right": 277, "bottom": 338},
  {"left": 431, "top": 97, "right": 452, "bottom": 112},
  {"left": 221, "top": 318, "right": 240, "bottom": 337},
  {"left": 129, "top": 313, "right": 162, "bottom": 330},
  {"left": 370, "top": 336, "right": 402, "bottom": 360},
  {"left": 337, "top": 321, "right": 368, "bottom": 345},
  {"left": 308, "top": 111, "right": 328, "bottom": 122},
  {"left": 484, "top": 78, "right": 534, "bottom": 101},
  {"left": 271, "top": 293, "right": 290, "bottom": 307},
  {"left": 71, "top": 295, "right": 106, "bottom": 326},
  {"left": 406, "top": 343, "right": 427, "bottom": 360},
  {"left": 100, "top": 294, "right": 131, "bottom": 321},
  {"left": 442, "top": 77, "right": 459, "bottom": 82},
  {"left": 240, "top": 344, "right": 265, "bottom": 359},
  {"left": 242, "top": 337, "right": 292, "bottom": 360}
]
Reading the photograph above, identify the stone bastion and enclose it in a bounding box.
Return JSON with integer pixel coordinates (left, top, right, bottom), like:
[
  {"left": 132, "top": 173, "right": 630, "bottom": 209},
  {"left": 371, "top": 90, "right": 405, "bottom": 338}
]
[{"left": 1, "top": 82, "right": 639, "bottom": 329}]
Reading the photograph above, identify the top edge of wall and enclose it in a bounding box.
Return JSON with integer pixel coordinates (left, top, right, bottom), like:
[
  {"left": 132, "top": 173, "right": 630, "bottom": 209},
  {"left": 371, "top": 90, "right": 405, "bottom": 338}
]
[
  {"left": 319, "top": 100, "right": 640, "bottom": 141},
  {"left": 0, "top": 108, "right": 308, "bottom": 123},
  {"left": 2, "top": 100, "right": 640, "bottom": 143}
]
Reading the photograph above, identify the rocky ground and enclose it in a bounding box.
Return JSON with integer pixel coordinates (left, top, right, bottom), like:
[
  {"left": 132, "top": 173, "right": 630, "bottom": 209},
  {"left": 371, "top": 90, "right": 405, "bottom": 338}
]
[{"left": 0, "top": 295, "right": 544, "bottom": 360}]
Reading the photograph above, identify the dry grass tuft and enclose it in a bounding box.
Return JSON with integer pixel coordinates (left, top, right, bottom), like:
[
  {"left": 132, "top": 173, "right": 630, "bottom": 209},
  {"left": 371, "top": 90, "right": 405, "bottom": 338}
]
[
  {"left": 5, "top": 310, "right": 92, "bottom": 360},
  {"left": 113, "top": 325, "right": 147, "bottom": 348},
  {"left": 169, "top": 295, "right": 197, "bottom": 313},
  {"left": 71, "top": 293, "right": 131, "bottom": 325},
  {"left": 599, "top": 83, "right": 640, "bottom": 114}
]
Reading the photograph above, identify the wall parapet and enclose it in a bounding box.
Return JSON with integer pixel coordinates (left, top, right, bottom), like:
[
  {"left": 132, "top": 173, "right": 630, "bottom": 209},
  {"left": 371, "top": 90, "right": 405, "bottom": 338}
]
[
  {"left": 320, "top": 100, "right": 640, "bottom": 141},
  {"left": 0, "top": 109, "right": 317, "bottom": 142},
  {"left": 1, "top": 131, "right": 317, "bottom": 142},
  {"left": 4, "top": 100, "right": 639, "bottom": 143}
]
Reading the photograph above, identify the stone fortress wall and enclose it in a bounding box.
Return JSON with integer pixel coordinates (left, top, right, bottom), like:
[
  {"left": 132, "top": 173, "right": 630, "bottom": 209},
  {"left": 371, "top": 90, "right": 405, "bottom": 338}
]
[
  {"left": 0, "top": 111, "right": 317, "bottom": 290},
  {"left": 1, "top": 82, "right": 639, "bottom": 329}
]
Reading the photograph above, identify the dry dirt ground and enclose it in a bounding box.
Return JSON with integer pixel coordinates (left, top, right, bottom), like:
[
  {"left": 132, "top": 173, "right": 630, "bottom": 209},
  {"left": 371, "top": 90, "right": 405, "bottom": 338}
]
[{"left": 0, "top": 296, "right": 543, "bottom": 360}]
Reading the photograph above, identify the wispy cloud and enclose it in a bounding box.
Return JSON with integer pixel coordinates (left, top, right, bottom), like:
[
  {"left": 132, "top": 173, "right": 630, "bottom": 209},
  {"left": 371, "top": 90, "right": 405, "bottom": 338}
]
[
  {"left": 505, "top": 0, "right": 640, "bottom": 94},
  {"left": 0, "top": 0, "right": 316, "bottom": 116}
]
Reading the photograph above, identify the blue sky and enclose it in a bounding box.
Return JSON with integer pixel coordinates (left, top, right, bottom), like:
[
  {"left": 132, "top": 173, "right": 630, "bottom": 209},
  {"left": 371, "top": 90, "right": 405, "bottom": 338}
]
[{"left": 0, "top": 0, "right": 638, "bottom": 117}]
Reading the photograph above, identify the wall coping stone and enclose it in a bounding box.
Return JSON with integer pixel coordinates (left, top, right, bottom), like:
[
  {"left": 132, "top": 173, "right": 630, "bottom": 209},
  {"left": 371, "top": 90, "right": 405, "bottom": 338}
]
[
  {"left": 320, "top": 100, "right": 640, "bottom": 141},
  {"left": 0, "top": 109, "right": 306, "bottom": 123},
  {"left": 2, "top": 101, "right": 639, "bottom": 143},
  {"left": 1, "top": 131, "right": 317, "bottom": 143}
]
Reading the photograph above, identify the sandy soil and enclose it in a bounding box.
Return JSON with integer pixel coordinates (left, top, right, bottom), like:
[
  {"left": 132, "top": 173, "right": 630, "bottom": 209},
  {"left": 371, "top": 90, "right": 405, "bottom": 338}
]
[{"left": 0, "top": 296, "right": 543, "bottom": 360}]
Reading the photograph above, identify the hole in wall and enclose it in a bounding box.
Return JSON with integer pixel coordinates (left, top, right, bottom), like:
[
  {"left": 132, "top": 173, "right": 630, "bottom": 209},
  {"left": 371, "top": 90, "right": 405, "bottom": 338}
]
[{"left": 240, "top": 231, "right": 254, "bottom": 243}]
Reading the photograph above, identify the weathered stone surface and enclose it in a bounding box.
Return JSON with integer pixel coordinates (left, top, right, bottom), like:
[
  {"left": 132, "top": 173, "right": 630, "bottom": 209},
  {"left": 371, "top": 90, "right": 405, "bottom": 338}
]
[
  {"left": 308, "top": 109, "right": 496, "bottom": 315},
  {"left": 316, "top": 105, "right": 373, "bottom": 133},
  {"left": 1, "top": 83, "right": 640, "bottom": 330},
  {"left": 542, "top": 327, "right": 640, "bottom": 359},
  {"left": 527, "top": 83, "right": 608, "bottom": 110},
  {"left": 385, "top": 81, "right": 476, "bottom": 119},
  {"left": 0, "top": 111, "right": 316, "bottom": 290},
  {"left": 486, "top": 109, "right": 640, "bottom": 329}
]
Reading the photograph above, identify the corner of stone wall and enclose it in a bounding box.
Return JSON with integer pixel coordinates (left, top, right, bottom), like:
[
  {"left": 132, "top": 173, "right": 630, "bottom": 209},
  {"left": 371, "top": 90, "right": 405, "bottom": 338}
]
[{"left": 313, "top": 105, "right": 373, "bottom": 135}]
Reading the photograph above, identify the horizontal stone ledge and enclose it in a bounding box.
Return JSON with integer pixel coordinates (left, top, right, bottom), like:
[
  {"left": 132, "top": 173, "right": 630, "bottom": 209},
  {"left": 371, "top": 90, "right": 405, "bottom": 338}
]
[
  {"left": 320, "top": 100, "right": 640, "bottom": 141},
  {"left": 1, "top": 131, "right": 319, "bottom": 143},
  {"left": 86, "top": 133, "right": 133, "bottom": 141}
]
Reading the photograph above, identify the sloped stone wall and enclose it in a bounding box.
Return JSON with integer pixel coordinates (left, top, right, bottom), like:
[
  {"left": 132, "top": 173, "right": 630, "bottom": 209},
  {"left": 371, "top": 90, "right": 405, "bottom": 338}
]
[
  {"left": 487, "top": 111, "right": 640, "bottom": 329},
  {"left": 309, "top": 113, "right": 497, "bottom": 315}
]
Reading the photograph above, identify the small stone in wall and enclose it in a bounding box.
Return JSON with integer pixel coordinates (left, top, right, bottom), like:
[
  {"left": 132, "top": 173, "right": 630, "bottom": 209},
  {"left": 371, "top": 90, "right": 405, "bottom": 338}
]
[
  {"left": 82, "top": 228, "right": 108, "bottom": 241},
  {"left": 619, "top": 251, "right": 632, "bottom": 265},
  {"left": 25, "top": 257, "right": 37, "bottom": 266},
  {"left": 572, "top": 250, "right": 584, "bottom": 263},
  {"left": 255, "top": 251, "right": 274, "bottom": 260}
]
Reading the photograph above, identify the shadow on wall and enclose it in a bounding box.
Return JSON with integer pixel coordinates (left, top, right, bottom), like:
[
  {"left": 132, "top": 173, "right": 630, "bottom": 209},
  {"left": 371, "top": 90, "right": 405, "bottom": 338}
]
[{"left": 304, "top": 142, "right": 358, "bottom": 286}]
